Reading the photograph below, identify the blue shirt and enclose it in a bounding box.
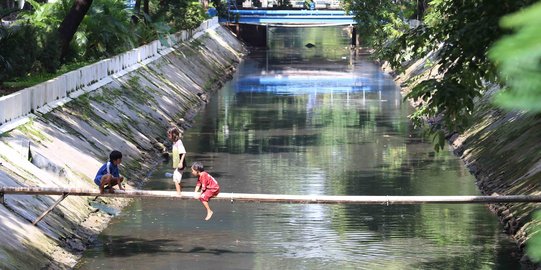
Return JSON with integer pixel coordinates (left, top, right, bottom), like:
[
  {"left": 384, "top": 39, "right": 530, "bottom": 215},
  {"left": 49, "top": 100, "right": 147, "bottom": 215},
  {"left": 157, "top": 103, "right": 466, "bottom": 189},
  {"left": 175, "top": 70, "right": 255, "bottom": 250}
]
[{"left": 95, "top": 162, "right": 120, "bottom": 179}]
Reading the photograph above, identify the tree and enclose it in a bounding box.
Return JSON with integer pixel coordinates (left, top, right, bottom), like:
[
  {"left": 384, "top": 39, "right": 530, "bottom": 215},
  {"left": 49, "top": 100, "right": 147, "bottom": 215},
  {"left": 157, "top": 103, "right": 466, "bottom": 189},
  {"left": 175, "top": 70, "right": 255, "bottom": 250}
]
[
  {"left": 57, "top": 0, "right": 93, "bottom": 59},
  {"left": 344, "top": 0, "right": 538, "bottom": 150},
  {"left": 143, "top": 0, "right": 149, "bottom": 15}
]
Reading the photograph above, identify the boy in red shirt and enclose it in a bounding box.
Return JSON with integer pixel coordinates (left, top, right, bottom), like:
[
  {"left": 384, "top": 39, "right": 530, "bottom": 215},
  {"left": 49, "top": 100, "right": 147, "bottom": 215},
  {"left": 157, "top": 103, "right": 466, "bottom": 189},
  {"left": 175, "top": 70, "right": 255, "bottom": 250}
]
[{"left": 191, "top": 162, "right": 220, "bottom": 220}]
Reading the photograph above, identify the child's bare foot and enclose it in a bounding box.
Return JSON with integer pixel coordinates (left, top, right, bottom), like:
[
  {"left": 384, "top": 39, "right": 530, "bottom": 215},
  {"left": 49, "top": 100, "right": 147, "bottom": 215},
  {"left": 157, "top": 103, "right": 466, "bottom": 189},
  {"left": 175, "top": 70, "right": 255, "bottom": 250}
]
[
  {"left": 99, "top": 187, "right": 104, "bottom": 194},
  {"left": 205, "top": 211, "right": 213, "bottom": 221}
]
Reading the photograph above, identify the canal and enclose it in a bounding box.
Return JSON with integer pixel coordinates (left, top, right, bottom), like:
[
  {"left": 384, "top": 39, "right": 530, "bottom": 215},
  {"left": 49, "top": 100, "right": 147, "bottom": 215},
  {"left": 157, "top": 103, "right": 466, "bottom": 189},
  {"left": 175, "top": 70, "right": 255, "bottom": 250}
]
[{"left": 76, "top": 26, "right": 520, "bottom": 269}]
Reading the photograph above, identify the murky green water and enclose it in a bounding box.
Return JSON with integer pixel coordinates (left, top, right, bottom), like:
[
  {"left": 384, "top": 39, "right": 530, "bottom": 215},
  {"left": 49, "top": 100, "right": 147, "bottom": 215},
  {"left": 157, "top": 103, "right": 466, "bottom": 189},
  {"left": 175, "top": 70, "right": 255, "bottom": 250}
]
[{"left": 76, "top": 27, "right": 521, "bottom": 270}]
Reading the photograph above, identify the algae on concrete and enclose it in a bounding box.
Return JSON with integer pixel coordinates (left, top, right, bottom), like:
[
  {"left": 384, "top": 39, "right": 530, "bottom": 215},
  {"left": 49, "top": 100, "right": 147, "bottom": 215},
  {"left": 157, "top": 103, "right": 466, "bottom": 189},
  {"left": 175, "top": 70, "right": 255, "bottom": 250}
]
[{"left": 0, "top": 26, "right": 246, "bottom": 269}]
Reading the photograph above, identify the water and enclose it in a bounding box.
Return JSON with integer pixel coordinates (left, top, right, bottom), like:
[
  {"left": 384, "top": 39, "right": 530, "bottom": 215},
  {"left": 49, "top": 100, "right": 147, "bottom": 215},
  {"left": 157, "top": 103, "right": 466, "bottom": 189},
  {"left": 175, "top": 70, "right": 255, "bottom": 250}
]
[{"left": 76, "top": 27, "right": 521, "bottom": 269}]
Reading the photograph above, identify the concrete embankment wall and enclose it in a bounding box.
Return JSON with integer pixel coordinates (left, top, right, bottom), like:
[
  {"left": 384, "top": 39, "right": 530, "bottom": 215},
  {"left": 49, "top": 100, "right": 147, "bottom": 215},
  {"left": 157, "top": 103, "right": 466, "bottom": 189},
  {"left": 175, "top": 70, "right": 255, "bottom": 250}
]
[
  {"left": 384, "top": 50, "right": 541, "bottom": 264},
  {"left": 0, "top": 26, "right": 246, "bottom": 269}
]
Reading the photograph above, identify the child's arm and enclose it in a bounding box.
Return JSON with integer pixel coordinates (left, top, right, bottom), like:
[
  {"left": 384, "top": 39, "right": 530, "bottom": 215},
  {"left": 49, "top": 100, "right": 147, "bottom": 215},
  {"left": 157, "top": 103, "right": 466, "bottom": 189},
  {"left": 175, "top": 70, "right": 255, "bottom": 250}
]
[
  {"left": 116, "top": 175, "right": 125, "bottom": 190},
  {"left": 178, "top": 154, "right": 186, "bottom": 170},
  {"left": 194, "top": 183, "right": 201, "bottom": 198}
]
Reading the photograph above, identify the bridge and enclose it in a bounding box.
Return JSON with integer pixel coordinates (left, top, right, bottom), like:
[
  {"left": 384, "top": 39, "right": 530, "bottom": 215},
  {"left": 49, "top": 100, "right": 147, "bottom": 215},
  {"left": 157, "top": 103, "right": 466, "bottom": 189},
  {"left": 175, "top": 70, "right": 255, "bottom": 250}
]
[
  {"left": 222, "top": 9, "right": 358, "bottom": 47},
  {"left": 224, "top": 10, "right": 357, "bottom": 26}
]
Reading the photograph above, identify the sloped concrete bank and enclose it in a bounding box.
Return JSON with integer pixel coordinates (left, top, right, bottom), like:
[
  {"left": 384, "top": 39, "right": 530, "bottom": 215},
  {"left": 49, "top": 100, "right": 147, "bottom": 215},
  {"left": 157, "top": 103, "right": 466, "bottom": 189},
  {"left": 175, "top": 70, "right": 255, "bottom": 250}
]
[
  {"left": 449, "top": 92, "right": 541, "bottom": 266},
  {"left": 383, "top": 51, "right": 541, "bottom": 266},
  {"left": 0, "top": 26, "right": 246, "bottom": 269}
]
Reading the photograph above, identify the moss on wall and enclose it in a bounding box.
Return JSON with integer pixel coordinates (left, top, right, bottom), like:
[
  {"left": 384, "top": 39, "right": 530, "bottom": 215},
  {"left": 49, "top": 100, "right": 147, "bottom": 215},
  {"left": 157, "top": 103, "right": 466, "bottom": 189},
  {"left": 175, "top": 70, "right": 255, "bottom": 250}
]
[{"left": 0, "top": 26, "right": 247, "bottom": 269}]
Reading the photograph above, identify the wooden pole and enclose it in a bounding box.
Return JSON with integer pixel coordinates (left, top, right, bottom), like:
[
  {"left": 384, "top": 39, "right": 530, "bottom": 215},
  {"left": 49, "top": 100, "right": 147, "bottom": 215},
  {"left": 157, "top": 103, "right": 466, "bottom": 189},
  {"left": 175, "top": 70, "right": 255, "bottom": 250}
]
[
  {"left": 2, "top": 186, "right": 541, "bottom": 205},
  {"left": 32, "top": 192, "right": 69, "bottom": 226}
]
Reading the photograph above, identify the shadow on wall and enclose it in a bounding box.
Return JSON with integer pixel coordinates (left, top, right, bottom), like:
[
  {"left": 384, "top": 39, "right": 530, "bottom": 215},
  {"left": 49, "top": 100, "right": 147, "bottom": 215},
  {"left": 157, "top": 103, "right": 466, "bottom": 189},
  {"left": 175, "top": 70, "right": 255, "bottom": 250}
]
[{"left": 0, "top": 206, "right": 71, "bottom": 269}]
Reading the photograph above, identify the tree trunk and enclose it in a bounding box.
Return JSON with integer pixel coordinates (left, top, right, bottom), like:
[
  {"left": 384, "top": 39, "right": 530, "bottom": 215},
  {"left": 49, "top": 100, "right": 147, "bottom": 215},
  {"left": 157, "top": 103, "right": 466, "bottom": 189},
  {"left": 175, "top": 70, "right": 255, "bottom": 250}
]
[
  {"left": 416, "top": 0, "right": 427, "bottom": 20},
  {"left": 131, "top": 0, "right": 141, "bottom": 23},
  {"left": 57, "top": 0, "right": 93, "bottom": 59},
  {"left": 134, "top": 0, "right": 141, "bottom": 12},
  {"left": 143, "top": 0, "right": 149, "bottom": 15}
]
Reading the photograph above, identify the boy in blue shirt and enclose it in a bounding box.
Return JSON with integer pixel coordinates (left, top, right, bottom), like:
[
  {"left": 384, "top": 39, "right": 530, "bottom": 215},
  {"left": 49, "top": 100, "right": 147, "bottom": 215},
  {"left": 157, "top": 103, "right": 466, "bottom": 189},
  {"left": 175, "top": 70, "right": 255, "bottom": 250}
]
[{"left": 94, "top": 150, "right": 125, "bottom": 194}]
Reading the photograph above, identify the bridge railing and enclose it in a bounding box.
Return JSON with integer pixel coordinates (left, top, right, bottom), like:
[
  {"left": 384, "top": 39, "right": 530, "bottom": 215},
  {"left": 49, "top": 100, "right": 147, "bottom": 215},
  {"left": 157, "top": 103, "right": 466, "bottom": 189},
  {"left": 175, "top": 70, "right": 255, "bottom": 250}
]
[
  {"left": 228, "top": 9, "right": 353, "bottom": 16},
  {"left": 0, "top": 17, "right": 219, "bottom": 130},
  {"left": 223, "top": 9, "right": 356, "bottom": 25}
]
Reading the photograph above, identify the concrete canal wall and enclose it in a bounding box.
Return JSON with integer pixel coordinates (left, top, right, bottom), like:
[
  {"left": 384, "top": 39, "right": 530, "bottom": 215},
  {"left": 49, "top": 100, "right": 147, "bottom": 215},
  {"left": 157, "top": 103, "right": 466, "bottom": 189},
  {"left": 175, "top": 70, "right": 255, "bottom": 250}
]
[
  {"left": 0, "top": 25, "right": 246, "bottom": 269},
  {"left": 383, "top": 50, "right": 541, "bottom": 265}
]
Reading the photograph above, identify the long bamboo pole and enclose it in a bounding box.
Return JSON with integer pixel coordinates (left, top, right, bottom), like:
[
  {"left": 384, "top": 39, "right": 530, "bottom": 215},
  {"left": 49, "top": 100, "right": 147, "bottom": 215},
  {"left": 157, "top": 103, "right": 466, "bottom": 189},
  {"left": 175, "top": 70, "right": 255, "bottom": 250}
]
[{"left": 2, "top": 186, "right": 541, "bottom": 204}]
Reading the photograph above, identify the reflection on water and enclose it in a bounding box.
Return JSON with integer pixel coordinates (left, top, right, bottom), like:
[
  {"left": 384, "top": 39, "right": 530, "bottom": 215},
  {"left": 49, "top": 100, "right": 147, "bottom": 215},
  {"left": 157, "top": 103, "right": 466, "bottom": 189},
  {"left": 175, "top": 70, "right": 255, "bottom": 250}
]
[{"left": 76, "top": 27, "right": 520, "bottom": 269}]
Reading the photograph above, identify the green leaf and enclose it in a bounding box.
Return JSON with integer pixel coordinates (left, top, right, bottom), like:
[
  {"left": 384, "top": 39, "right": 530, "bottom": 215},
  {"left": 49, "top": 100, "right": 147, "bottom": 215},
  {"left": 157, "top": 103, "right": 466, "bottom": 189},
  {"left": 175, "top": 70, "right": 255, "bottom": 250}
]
[{"left": 489, "top": 2, "right": 541, "bottom": 112}]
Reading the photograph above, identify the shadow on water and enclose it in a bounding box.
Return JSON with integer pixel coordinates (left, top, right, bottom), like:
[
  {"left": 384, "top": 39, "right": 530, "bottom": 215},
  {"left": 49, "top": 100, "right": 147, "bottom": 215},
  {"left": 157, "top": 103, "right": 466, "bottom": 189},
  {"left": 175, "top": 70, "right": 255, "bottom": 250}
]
[{"left": 97, "top": 236, "right": 255, "bottom": 258}]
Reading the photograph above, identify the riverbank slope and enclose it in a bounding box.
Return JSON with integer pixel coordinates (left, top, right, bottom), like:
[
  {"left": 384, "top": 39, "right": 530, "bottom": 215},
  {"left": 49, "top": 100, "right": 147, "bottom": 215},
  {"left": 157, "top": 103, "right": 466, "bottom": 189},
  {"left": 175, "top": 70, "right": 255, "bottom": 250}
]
[{"left": 0, "top": 26, "right": 246, "bottom": 269}]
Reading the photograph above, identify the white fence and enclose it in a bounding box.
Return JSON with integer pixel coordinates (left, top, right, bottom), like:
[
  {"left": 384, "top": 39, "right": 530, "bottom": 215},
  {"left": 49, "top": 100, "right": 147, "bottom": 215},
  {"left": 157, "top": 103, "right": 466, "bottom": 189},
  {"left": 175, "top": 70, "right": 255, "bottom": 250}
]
[{"left": 0, "top": 17, "right": 219, "bottom": 128}]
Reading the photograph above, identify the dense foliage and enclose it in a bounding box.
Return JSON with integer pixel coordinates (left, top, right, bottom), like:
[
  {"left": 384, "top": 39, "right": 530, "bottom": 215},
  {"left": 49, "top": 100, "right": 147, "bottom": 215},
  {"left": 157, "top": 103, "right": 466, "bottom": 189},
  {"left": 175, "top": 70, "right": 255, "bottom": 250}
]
[
  {"left": 210, "top": 0, "right": 227, "bottom": 18},
  {"left": 0, "top": 24, "right": 39, "bottom": 81},
  {"left": 489, "top": 2, "right": 541, "bottom": 113},
  {"left": 79, "top": 0, "right": 136, "bottom": 59},
  {"left": 0, "top": 0, "right": 208, "bottom": 89},
  {"left": 345, "top": 0, "right": 541, "bottom": 262},
  {"left": 344, "top": 0, "right": 538, "bottom": 150}
]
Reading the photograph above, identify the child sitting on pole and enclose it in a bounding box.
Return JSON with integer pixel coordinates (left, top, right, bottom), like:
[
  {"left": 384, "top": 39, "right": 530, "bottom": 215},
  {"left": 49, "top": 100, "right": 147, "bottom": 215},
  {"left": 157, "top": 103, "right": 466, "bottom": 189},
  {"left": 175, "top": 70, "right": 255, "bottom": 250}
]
[{"left": 191, "top": 162, "right": 220, "bottom": 220}]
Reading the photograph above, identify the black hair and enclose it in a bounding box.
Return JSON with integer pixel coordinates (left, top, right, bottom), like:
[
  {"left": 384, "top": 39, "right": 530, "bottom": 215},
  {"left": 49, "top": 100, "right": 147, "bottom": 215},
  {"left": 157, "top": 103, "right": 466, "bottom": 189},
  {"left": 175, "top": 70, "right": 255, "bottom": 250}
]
[
  {"left": 109, "top": 150, "right": 123, "bottom": 161},
  {"left": 167, "top": 127, "right": 182, "bottom": 141},
  {"left": 191, "top": 161, "right": 204, "bottom": 172}
]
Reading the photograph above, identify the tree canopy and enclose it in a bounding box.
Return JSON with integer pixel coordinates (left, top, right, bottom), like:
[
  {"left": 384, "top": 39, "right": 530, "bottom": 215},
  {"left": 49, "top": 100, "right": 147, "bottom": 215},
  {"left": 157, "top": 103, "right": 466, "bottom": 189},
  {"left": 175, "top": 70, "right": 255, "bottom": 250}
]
[
  {"left": 343, "top": 0, "right": 539, "bottom": 149},
  {"left": 0, "top": 0, "right": 208, "bottom": 91},
  {"left": 489, "top": 2, "right": 541, "bottom": 113},
  {"left": 343, "top": 0, "right": 541, "bottom": 262}
]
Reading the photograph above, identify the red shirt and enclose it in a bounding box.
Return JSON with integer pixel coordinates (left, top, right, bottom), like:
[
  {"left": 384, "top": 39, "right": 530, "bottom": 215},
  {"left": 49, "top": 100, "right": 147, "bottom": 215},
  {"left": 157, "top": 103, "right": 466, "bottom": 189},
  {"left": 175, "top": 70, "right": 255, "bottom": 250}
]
[{"left": 196, "top": 172, "right": 220, "bottom": 191}]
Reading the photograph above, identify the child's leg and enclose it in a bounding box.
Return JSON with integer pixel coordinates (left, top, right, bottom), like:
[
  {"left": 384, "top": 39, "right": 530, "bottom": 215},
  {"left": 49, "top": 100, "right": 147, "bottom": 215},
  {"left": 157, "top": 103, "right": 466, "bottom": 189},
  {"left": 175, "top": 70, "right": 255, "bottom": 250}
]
[
  {"left": 201, "top": 201, "right": 213, "bottom": 220},
  {"left": 175, "top": 182, "right": 182, "bottom": 194},
  {"left": 108, "top": 179, "right": 118, "bottom": 193},
  {"left": 99, "top": 175, "right": 112, "bottom": 194},
  {"left": 173, "top": 169, "right": 182, "bottom": 194},
  {"left": 200, "top": 190, "right": 217, "bottom": 220}
]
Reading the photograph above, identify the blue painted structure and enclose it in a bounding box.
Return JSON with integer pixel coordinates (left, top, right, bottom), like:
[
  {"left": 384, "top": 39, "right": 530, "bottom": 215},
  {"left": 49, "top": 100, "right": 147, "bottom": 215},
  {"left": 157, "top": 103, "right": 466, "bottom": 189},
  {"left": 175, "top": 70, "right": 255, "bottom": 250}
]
[
  {"left": 224, "top": 10, "right": 356, "bottom": 25},
  {"left": 236, "top": 72, "right": 373, "bottom": 94}
]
